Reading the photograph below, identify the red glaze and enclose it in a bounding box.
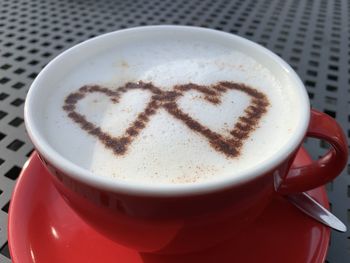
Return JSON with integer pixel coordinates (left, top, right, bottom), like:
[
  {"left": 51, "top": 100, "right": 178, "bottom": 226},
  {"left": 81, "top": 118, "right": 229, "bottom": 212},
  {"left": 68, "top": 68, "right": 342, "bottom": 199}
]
[
  {"left": 8, "top": 149, "right": 330, "bottom": 263},
  {"left": 44, "top": 155, "right": 274, "bottom": 254},
  {"left": 277, "top": 109, "right": 349, "bottom": 194},
  {"left": 29, "top": 109, "right": 346, "bottom": 254}
]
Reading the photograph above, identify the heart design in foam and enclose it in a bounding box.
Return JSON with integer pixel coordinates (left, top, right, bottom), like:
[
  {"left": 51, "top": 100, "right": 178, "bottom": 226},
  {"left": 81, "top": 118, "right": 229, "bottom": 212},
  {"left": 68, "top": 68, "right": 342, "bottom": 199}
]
[{"left": 63, "top": 81, "right": 269, "bottom": 158}]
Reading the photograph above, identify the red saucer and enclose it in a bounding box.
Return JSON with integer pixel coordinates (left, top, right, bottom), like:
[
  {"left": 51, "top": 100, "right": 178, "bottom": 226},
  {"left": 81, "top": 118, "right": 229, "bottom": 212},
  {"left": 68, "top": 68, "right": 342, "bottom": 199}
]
[{"left": 8, "top": 148, "right": 330, "bottom": 263}]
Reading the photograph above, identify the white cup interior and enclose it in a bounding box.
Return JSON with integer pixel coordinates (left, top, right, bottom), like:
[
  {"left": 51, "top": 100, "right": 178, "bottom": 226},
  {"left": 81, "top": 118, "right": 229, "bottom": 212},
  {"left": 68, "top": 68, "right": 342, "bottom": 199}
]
[{"left": 24, "top": 25, "right": 310, "bottom": 196}]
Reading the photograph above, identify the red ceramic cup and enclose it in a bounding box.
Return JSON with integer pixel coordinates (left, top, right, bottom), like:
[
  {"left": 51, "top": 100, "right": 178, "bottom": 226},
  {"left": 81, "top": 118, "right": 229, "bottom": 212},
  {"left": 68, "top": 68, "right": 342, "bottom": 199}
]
[{"left": 24, "top": 26, "right": 348, "bottom": 254}]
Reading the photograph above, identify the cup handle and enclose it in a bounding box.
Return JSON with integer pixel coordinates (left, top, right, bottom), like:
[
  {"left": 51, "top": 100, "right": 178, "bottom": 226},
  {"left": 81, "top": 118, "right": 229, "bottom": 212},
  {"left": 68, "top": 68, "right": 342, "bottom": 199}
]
[{"left": 276, "top": 109, "right": 348, "bottom": 194}]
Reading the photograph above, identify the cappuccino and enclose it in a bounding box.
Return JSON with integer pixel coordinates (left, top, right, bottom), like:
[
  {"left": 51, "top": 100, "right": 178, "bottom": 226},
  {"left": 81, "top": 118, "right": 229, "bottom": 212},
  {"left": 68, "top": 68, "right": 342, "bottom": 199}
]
[{"left": 43, "top": 31, "right": 299, "bottom": 184}]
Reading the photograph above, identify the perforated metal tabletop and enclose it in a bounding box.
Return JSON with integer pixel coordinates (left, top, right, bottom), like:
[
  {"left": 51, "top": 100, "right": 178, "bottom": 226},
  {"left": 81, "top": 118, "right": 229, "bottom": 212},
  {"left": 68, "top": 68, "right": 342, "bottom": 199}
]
[{"left": 0, "top": 0, "right": 349, "bottom": 262}]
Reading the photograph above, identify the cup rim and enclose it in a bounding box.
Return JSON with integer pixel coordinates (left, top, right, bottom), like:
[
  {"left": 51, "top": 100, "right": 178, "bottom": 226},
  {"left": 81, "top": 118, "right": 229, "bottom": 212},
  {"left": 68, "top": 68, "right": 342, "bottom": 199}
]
[{"left": 24, "top": 25, "right": 310, "bottom": 196}]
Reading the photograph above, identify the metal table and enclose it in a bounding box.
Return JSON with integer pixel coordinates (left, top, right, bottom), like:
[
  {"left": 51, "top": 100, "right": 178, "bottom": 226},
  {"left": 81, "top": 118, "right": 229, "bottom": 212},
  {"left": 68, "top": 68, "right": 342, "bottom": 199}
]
[{"left": 0, "top": 0, "right": 349, "bottom": 262}]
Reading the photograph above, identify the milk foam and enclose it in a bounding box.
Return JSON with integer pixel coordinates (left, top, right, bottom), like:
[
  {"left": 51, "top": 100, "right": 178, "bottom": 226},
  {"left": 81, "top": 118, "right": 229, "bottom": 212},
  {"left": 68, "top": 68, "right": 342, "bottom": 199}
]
[{"left": 44, "top": 38, "right": 298, "bottom": 184}]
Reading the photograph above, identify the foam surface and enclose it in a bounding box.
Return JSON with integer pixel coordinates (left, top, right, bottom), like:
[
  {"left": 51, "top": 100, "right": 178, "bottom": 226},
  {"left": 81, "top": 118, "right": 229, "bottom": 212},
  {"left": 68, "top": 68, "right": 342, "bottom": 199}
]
[{"left": 44, "top": 37, "right": 299, "bottom": 184}]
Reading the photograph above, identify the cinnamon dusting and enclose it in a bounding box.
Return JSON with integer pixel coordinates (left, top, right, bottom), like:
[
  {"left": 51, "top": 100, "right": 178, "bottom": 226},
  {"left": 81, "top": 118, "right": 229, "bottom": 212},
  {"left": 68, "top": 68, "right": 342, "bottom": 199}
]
[{"left": 63, "top": 81, "right": 269, "bottom": 158}]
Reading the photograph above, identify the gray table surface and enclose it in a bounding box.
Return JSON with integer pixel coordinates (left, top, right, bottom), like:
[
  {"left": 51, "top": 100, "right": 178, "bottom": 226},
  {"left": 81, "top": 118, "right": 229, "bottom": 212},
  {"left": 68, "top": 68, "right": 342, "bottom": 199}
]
[{"left": 0, "top": 0, "right": 349, "bottom": 262}]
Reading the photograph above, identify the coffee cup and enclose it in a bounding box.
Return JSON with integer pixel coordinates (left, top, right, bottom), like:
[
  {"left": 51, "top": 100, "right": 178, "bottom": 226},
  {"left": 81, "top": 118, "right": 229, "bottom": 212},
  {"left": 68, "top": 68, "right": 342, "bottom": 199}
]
[{"left": 24, "top": 26, "right": 348, "bottom": 254}]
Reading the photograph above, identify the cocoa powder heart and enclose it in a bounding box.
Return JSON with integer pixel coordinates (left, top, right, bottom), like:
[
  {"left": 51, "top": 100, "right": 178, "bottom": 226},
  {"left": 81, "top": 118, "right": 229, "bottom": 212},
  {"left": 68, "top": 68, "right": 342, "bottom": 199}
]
[
  {"left": 63, "top": 82, "right": 163, "bottom": 155},
  {"left": 63, "top": 81, "right": 269, "bottom": 158}
]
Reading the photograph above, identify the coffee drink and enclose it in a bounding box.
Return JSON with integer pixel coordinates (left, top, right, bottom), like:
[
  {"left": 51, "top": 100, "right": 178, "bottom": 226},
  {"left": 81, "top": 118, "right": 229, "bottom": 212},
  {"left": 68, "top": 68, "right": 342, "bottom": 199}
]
[{"left": 43, "top": 33, "right": 299, "bottom": 184}]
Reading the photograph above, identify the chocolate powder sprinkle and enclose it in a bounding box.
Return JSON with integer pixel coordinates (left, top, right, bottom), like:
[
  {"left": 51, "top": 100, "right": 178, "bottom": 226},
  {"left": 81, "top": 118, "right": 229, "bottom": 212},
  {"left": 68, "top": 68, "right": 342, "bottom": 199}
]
[
  {"left": 204, "top": 96, "right": 221, "bottom": 104},
  {"left": 63, "top": 81, "right": 269, "bottom": 158},
  {"left": 230, "top": 130, "right": 250, "bottom": 140}
]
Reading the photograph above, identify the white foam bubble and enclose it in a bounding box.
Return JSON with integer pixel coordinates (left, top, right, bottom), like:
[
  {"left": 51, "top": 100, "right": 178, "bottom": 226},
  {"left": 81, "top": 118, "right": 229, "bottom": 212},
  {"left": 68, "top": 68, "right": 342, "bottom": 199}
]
[{"left": 44, "top": 37, "right": 299, "bottom": 185}]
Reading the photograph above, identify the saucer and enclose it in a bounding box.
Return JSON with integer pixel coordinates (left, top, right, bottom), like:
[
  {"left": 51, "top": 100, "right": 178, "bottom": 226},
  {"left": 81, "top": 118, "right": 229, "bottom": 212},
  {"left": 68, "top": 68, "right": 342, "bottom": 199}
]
[{"left": 8, "top": 148, "right": 330, "bottom": 262}]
